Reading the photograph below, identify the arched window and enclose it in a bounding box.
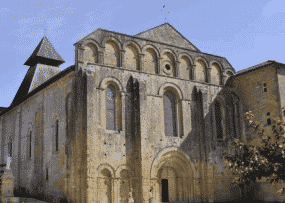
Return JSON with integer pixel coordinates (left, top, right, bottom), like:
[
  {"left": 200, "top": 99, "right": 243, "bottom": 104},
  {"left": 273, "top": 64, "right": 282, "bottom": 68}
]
[
  {"left": 164, "top": 90, "right": 177, "bottom": 137},
  {"left": 104, "top": 41, "right": 119, "bottom": 67},
  {"left": 55, "top": 119, "right": 59, "bottom": 152},
  {"left": 211, "top": 63, "right": 221, "bottom": 85},
  {"left": 180, "top": 56, "right": 191, "bottom": 80},
  {"left": 29, "top": 130, "right": 32, "bottom": 158},
  {"left": 99, "top": 168, "right": 113, "bottom": 202},
  {"left": 46, "top": 167, "right": 49, "bottom": 180},
  {"left": 231, "top": 97, "right": 241, "bottom": 139},
  {"left": 227, "top": 94, "right": 240, "bottom": 139},
  {"left": 124, "top": 44, "right": 139, "bottom": 71},
  {"left": 215, "top": 102, "right": 223, "bottom": 139},
  {"left": 195, "top": 60, "right": 207, "bottom": 82},
  {"left": 106, "top": 84, "right": 116, "bottom": 130},
  {"left": 144, "top": 48, "right": 157, "bottom": 74},
  {"left": 83, "top": 43, "right": 98, "bottom": 64}
]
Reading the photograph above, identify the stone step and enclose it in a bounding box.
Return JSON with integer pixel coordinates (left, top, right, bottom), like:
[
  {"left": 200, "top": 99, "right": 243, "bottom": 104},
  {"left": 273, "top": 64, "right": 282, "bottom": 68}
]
[
  {"left": 6, "top": 197, "right": 51, "bottom": 203},
  {"left": 23, "top": 198, "right": 50, "bottom": 203},
  {"left": 0, "top": 196, "right": 51, "bottom": 203}
]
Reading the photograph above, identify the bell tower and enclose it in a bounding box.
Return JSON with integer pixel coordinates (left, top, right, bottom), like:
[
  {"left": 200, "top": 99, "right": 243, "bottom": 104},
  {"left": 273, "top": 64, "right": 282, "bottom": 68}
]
[{"left": 10, "top": 36, "right": 65, "bottom": 106}]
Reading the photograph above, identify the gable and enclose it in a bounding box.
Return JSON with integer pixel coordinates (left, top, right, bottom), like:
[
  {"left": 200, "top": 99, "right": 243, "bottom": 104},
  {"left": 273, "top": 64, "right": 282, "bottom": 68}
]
[{"left": 135, "top": 23, "right": 200, "bottom": 51}]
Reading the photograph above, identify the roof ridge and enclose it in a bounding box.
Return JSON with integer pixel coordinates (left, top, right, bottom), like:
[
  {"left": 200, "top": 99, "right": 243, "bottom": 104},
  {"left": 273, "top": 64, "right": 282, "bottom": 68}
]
[
  {"left": 236, "top": 60, "right": 273, "bottom": 73},
  {"left": 134, "top": 22, "right": 201, "bottom": 52},
  {"left": 235, "top": 60, "right": 279, "bottom": 76},
  {"left": 166, "top": 23, "right": 201, "bottom": 52},
  {"left": 134, "top": 22, "right": 168, "bottom": 36}
]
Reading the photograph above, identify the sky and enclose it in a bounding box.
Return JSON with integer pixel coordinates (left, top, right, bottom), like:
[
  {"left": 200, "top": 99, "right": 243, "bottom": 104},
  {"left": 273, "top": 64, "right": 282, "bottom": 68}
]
[{"left": 1, "top": 0, "right": 285, "bottom": 107}]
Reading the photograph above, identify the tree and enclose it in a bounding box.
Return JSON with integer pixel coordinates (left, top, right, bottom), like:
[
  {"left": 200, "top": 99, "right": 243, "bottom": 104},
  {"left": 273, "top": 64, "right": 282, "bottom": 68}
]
[{"left": 222, "top": 107, "right": 285, "bottom": 195}]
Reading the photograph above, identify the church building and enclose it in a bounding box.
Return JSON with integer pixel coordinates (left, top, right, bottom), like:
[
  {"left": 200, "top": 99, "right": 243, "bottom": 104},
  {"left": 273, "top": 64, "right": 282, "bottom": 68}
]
[{"left": 1, "top": 23, "right": 285, "bottom": 202}]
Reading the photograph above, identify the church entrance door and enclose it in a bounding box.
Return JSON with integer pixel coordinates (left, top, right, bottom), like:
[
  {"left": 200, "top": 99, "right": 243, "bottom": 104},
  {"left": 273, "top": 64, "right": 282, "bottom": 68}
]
[{"left": 161, "top": 179, "right": 169, "bottom": 202}]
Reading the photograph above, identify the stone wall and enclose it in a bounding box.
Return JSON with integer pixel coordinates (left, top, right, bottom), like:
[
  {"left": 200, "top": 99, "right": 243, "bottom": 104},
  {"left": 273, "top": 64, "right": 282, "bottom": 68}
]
[{"left": 0, "top": 70, "right": 75, "bottom": 202}]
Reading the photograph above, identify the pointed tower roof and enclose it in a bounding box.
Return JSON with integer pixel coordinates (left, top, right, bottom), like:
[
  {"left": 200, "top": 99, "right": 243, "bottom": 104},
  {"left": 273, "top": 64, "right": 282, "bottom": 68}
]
[
  {"left": 10, "top": 36, "right": 65, "bottom": 107},
  {"left": 24, "top": 36, "right": 65, "bottom": 67}
]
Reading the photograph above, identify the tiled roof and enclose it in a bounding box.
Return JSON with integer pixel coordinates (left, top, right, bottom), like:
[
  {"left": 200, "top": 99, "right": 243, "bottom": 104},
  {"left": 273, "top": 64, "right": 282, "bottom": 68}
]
[
  {"left": 1, "top": 65, "right": 75, "bottom": 117},
  {"left": 235, "top": 60, "right": 278, "bottom": 76},
  {"left": 24, "top": 36, "right": 65, "bottom": 67},
  {"left": 10, "top": 36, "right": 65, "bottom": 107}
]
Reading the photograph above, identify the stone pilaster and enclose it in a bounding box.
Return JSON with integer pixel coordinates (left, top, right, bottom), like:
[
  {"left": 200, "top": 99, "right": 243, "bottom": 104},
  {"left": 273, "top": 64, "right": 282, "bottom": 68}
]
[
  {"left": 207, "top": 67, "right": 211, "bottom": 83},
  {"left": 15, "top": 107, "right": 22, "bottom": 193},
  {"left": 98, "top": 51, "right": 104, "bottom": 65},
  {"left": 120, "top": 91, "right": 127, "bottom": 133},
  {"left": 175, "top": 60, "right": 180, "bottom": 78},
  {"left": 139, "top": 54, "right": 145, "bottom": 72},
  {"left": 157, "top": 57, "right": 162, "bottom": 75},
  {"left": 191, "top": 65, "right": 196, "bottom": 81},
  {"left": 119, "top": 49, "right": 125, "bottom": 68}
]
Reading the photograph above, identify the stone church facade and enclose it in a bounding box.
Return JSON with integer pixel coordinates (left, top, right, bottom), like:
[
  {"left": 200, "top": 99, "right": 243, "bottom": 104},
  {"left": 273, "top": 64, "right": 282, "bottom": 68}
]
[{"left": 0, "top": 23, "right": 284, "bottom": 202}]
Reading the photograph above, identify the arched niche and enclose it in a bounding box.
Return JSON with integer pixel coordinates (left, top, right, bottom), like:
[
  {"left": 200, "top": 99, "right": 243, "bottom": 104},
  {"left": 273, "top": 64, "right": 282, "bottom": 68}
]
[
  {"left": 103, "top": 38, "right": 121, "bottom": 67},
  {"left": 124, "top": 43, "right": 139, "bottom": 71}
]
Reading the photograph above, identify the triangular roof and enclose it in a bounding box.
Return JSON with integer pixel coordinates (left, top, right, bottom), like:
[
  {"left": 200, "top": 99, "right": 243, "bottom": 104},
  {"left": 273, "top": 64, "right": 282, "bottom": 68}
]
[
  {"left": 235, "top": 60, "right": 285, "bottom": 76},
  {"left": 134, "top": 23, "right": 200, "bottom": 51},
  {"left": 3, "top": 65, "right": 75, "bottom": 115},
  {"left": 11, "top": 36, "right": 65, "bottom": 107},
  {"left": 24, "top": 36, "right": 65, "bottom": 67}
]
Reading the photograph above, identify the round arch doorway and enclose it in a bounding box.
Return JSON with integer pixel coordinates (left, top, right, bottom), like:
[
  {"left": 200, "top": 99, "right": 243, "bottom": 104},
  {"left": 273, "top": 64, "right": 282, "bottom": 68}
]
[{"left": 151, "top": 150, "right": 195, "bottom": 203}]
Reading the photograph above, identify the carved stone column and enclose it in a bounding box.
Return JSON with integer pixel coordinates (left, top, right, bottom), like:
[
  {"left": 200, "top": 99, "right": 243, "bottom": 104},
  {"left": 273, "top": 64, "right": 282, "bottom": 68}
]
[
  {"left": 175, "top": 60, "right": 180, "bottom": 78},
  {"left": 98, "top": 51, "right": 104, "bottom": 65},
  {"left": 191, "top": 65, "right": 196, "bottom": 81},
  {"left": 120, "top": 91, "right": 127, "bottom": 133},
  {"left": 207, "top": 67, "right": 211, "bottom": 84},
  {"left": 139, "top": 54, "right": 144, "bottom": 72},
  {"left": 157, "top": 57, "right": 162, "bottom": 75},
  {"left": 119, "top": 50, "right": 125, "bottom": 68},
  {"left": 114, "top": 179, "right": 120, "bottom": 203}
]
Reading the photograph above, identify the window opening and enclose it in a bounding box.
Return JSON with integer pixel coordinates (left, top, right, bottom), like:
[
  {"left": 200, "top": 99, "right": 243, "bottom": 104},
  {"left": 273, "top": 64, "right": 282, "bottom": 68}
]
[
  {"left": 163, "top": 90, "right": 177, "bottom": 137},
  {"left": 215, "top": 102, "right": 223, "bottom": 139},
  {"left": 165, "top": 64, "right": 171, "bottom": 70},
  {"left": 29, "top": 131, "right": 32, "bottom": 158},
  {"left": 46, "top": 167, "right": 49, "bottom": 180},
  {"left": 55, "top": 119, "right": 59, "bottom": 152},
  {"left": 263, "top": 83, "right": 267, "bottom": 92},
  {"left": 106, "top": 84, "right": 116, "bottom": 130},
  {"left": 267, "top": 118, "right": 271, "bottom": 126}
]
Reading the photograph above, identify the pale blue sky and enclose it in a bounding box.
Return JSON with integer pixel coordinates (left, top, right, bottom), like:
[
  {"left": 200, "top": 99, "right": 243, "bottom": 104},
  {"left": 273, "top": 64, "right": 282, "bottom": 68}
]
[{"left": 1, "top": 0, "right": 285, "bottom": 107}]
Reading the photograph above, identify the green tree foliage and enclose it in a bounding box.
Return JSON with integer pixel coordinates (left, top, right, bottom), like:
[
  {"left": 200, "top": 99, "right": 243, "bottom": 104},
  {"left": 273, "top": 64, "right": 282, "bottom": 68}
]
[{"left": 222, "top": 108, "right": 285, "bottom": 194}]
